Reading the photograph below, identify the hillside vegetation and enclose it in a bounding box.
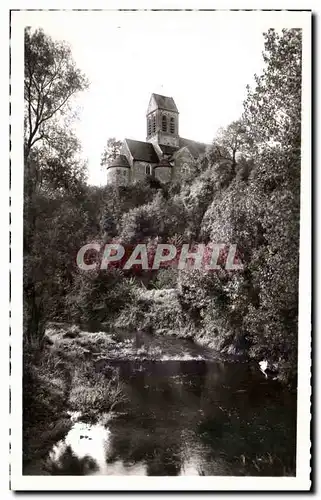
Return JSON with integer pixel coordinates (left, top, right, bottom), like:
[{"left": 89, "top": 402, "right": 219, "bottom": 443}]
[{"left": 23, "top": 26, "right": 301, "bottom": 444}]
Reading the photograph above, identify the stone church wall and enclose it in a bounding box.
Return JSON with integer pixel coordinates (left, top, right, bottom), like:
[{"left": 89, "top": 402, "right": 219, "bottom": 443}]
[
  {"left": 121, "top": 142, "right": 134, "bottom": 168},
  {"left": 106, "top": 167, "right": 130, "bottom": 186},
  {"left": 148, "top": 132, "right": 178, "bottom": 149},
  {"left": 172, "top": 147, "right": 195, "bottom": 181},
  {"left": 132, "top": 161, "right": 156, "bottom": 182},
  {"left": 154, "top": 166, "right": 172, "bottom": 183}
]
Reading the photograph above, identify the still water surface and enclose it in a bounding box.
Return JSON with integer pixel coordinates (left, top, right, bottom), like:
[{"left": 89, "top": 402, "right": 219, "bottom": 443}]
[{"left": 46, "top": 332, "right": 297, "bottom": 476}]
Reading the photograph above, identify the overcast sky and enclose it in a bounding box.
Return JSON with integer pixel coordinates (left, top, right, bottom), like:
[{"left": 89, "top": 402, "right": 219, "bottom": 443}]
[{"left": 25, "top": 10, "right": 269, "bottom": 185}]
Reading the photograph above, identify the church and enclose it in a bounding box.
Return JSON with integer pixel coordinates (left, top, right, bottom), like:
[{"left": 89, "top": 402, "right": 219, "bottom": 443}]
[{"left": 106, "top": 93, "right": 208, "bottom": 185}]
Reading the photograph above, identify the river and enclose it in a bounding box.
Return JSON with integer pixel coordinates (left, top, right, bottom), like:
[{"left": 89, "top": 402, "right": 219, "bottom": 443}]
[{"left": 36, "top": 329, "right": 297, "bottom": 476}]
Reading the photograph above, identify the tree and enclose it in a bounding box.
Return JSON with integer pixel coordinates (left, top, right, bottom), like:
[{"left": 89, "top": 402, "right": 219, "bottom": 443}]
[
  {"left": 24, "top": 28, "right": 89, "bottom": 344},
  {"left": 175, "top": 29, "right": 302, "bottom": 382},
  {"left": 24, "top": 28, "right": 88, "bottom": 247},
  {"left": 100, "top": 138, "right": 123, "bottom": 169},
  {"left": 243, "top": 28, "right": 302, "bottom": 149},
  {"left": 242, "top": 29, "right": 302, "bottom": 381},
  {"left": 212, "top": 120, "right": 251, "bottom": 169},
  {"left": 24, "top": 27, "right": 88, "bottom": 159}
]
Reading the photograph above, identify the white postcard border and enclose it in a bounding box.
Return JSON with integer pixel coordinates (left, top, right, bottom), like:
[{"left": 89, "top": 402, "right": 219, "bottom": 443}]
[{"left": 9, "top": 5, "right": 311, "bottom": 491}]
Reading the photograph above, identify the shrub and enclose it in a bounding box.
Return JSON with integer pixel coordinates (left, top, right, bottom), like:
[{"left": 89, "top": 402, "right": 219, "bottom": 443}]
[
  {"left": 23, "top": 348, "right": 69, "bottom": 426},
  {"left": 152, "top": 268, "right": 178, "bottom": 289},
  {"left": 68, "top": 364, "right": 127, "bottom": 419},
  {"left": 66, "top": 268, "right": 135, "bottom": 323}
]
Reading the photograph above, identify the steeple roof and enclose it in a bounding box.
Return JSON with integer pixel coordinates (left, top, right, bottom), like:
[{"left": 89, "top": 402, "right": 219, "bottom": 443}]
[{"left": 150, "top": 93, "right": 179, "bottom": 113}]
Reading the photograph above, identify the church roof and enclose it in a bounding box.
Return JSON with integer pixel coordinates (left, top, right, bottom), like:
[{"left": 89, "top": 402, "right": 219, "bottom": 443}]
[
  {"left": 159, "top": 144, "right": 179, "bottom": 157},
  {"left": 156, "top": 157, "right": 172, "bottom": 168},
  {"left": 179, "top": 137, "right": 208, "bottom": 159},
  {"left": 108, "top": 154, "right": 130, "bottom": 169},
  {"left": 152, "top": 93, "right": 179, "bottom": 113},
  {"left": 125, "top": 139, "right": 159, "bottom": 163}
]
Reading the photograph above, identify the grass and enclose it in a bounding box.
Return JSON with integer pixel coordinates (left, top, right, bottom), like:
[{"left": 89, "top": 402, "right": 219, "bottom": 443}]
[
  {"left": 68, "top": 363, "right": 127, "bottom": 420},
  {"left": 42, "top": 325, "right": 120, "bottom": 362},
  {"left": 23, "top": 332, "right": 127, "bottom": 471},
  {"left": 23, "top": 347, "right": 72, "bottom": 470},
  {"left": 115, "top": 288, "right": 188, "bottom": 336},
  {"left": 136, "top": 345, "right": 163, "bottom": 359}
]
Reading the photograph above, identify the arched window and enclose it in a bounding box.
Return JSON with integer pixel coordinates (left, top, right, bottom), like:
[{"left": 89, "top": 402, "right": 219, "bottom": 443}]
[
  {"left": 170, "top": 117, "right": 175, "bottom": 134},
  {"left": 145, "top": 164, "right": 151, "bottom": 176},
  {"left": 152, "top": 115, "right": 156, "bottom": 133},
  {"left": 147, "top": 117, "right": 152, "bottom": 136},
  {"left": 162, "top": 115, "right": 167, "bottom": 132}
]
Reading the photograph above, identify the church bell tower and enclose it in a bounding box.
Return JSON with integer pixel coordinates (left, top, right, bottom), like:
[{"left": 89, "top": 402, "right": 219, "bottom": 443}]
[{"left": 146, "top": 93, "right": 179, "bottom": 150}]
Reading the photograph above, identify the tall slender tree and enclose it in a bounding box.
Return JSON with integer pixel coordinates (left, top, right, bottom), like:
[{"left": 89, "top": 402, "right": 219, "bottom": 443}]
[{"left": 24, "top": 28, "right": 88, "bottom": 343}]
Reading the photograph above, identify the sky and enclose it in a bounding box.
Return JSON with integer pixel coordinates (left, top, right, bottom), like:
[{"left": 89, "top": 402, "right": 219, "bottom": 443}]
[{"left": 24, "top": 10, "right": 268, "bottom": 185}]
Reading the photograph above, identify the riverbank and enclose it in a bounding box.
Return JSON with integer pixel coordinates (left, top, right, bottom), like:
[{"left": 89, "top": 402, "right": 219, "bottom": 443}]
[
  {"left": 114, "top": 288, "right": 247, "bottom": 355},
  {"left": 23, "top": 332, "right": 127, "bottom": 474},
  {"left": 112, "top": 287, "right": 296, "bottom": 384},
  {"left": 23, "top": 312, "right": 243, "bottom": 472},
  {"left": 23, "top": 328, "right": 297, "bottom": 477},
  {"left": 23, "top": 283, "right": 294, "bottom": 472}
]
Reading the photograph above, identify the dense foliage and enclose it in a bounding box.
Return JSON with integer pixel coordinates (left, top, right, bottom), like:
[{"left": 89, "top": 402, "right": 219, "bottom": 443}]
[{"left": 24, "top": 28, "right": 302, "bottom": 384}]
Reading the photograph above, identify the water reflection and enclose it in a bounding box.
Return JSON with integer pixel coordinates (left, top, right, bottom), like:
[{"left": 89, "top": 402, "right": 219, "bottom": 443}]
[
  {"left": 46, "top": 359, "right": 296, "bottom": 476},
  {"left": 46, "top": 421, "right": 147, "bottom": 475}
]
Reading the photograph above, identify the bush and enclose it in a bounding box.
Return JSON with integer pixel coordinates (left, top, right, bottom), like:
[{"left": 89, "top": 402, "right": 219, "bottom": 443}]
[
  {"left": 152, "top": 268, "right": 178, "bottom": 289},
  {"left": 178, "top": 269, "right": 229, "bottom": 319},
  {"left": 68, "top": 364, "right": 127, "bottom": 419},
  {"left": 23, "top": 348, "right": 69, "bottom": 426},
  {"left": 66, "top": 268, "right": 135, "bottom": 323},
  {"left": 23, "top": 345, "right": 72, "bottom": 468}
]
